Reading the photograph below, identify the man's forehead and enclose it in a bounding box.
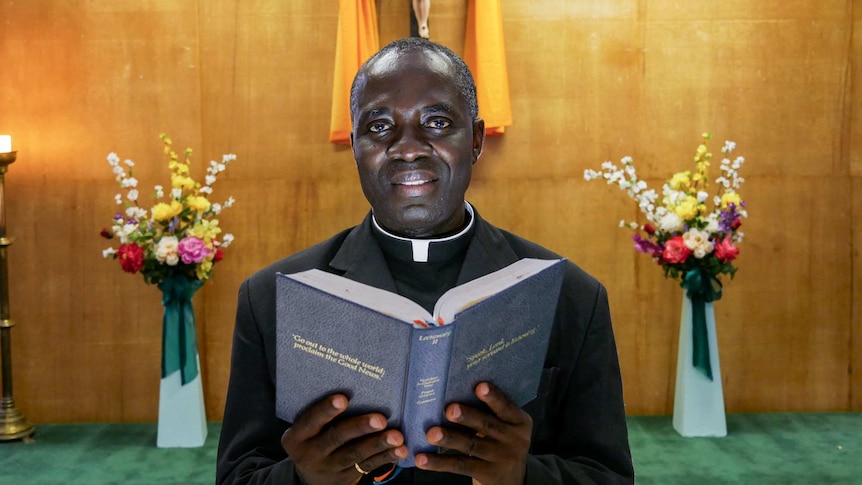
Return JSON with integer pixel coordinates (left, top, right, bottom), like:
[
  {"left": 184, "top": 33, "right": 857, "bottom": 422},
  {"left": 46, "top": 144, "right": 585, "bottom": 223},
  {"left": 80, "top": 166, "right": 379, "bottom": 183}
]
[{"left": 365, "top": 49, "right": 453, "bottom": 78}]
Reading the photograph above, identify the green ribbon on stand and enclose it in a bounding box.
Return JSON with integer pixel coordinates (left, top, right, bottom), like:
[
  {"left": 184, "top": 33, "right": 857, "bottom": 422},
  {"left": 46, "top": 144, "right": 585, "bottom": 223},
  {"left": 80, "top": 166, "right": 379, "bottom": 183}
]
[
  {"left": 158, "top": 275, "right": 204, "bottom": 386},
  {"left": 680, "top": 269, "right": 722, "bottom": 381}
]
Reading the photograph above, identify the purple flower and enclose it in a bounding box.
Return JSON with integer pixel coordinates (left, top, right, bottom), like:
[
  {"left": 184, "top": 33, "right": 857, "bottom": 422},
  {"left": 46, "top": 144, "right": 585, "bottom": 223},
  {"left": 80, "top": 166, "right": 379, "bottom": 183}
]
[
  {"left": 719, "top": 203, "right": 741, "bottom": 234},
  {"left": 633, "top": 233, "right": 663, "bottom": 258}
]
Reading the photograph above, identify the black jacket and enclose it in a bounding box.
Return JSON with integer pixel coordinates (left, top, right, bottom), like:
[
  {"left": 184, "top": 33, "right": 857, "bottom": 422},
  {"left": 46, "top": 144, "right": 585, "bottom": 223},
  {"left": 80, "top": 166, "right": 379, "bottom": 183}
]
[{"left": 216, "top": 210, "right": 634, "bottom": 484}]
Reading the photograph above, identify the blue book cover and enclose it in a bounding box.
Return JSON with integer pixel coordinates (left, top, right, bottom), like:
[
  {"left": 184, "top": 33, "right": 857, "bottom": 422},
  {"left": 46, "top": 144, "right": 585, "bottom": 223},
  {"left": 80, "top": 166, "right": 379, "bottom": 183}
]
[{"left": 275, "top": 257, "right": 565, "bottom": 467}]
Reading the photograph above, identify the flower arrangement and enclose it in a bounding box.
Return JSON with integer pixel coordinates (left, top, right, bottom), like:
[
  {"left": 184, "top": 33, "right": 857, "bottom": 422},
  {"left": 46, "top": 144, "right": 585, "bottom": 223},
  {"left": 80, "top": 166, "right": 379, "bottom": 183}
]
[
  {"left": 584, "top": 133, "right": 747, "bottom": 283},
  {"left": 101, "top": 134, "right": 236, "bottom": 286}
]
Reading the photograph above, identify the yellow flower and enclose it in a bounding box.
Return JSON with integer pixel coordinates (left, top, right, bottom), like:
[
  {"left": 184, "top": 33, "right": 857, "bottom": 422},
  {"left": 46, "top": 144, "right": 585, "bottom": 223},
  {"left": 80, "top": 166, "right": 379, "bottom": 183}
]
[
  {"left": 195, "top": 260, "right": 213, "bottom": 280},
  {"left": 720, "top": 191, "right": 742, "bottom": 209},
  {"left": 169, "top": 162, "right": 191, "bottom": 176},
  {"left": 171, "top": 173, "right": 195, "bottom": 191},
  {"left": 669, "top": 172, "right": 691, "bottom": 191},
  {"left": 696, "top": 144, "right": 708, "bottom": 156},
  {"left": 674, "top": 196, "right": 699, "bottom": 220},
  {"left": 152, "top": 200, "right": 183, "bottom": 221},
  {"left": 188, "top": 219, "right": 221, "bottom": 241},
  {"left": 186, "top": 195, "right": 211, "bottom": 213}
]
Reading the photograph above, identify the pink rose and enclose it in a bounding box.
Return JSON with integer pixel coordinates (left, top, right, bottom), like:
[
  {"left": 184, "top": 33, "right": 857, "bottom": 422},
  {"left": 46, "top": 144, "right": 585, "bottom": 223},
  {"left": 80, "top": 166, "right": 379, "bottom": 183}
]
[
  {"left": 178, "top": 236, "right": 212, "bottom": 264},
  {"left": 714, "top": 237, "right": 740, "bottom": 263},
  {"left": 662, "top": 236, "right": 692, "bottom": 264}
]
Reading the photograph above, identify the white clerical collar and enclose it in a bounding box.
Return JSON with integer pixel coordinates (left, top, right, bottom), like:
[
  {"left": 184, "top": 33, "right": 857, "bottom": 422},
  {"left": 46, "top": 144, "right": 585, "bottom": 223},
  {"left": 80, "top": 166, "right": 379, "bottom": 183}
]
[{"left": 372, "top": 202, "right": 475, "bottom": 263}]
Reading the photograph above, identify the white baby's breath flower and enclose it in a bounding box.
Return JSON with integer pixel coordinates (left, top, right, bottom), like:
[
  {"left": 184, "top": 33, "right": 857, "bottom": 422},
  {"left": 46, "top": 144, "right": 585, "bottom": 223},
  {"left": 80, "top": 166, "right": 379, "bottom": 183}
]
[
  {"left": 619, "top": 219, "right": 626, "bottom": 228},
  {"left": 114, "top": 194, "right": 123, "bottom": 205},
  {"left": 705, "top": 213, "right": 720, "bottom": 234},
  {"left": 220, "top": 233, "right": 235, "bottom": 248},
  {"left": 107, "top": 153, "right": 120, "bottom": 166},
  {"left": 121, "top": 177, "right": 138, "bottom": 188},
  {"left": 211, "top": 203, "right": 222, "bottom": 215},
  {"left": 224, "top": 196, "right": 235, "bottom": 208},
  {"left": 127, "top": 189, "right": 139, "bottom": 201},
  {"left": 205, "top": 174, "right": 216, "bottom": 185},
  {"left": 199, "top": 186, "right": 213, "bottom": 195},
  {"left": 102, "top": 247, "right": 117, "bottom": 258},
  {"left": 722, "top": 141, "right": 736, "bottom": 153},
  {"left": 658, "top": 212, "right": 684, "bottom": 233},
  {"left": 697, "top": 191, "right": 709, "bottom": 203},
  {"left": 124, "top": 159, "right": 135, "bottom": 167},
  {"left": 171, "top": 188, "right": 182, "bottom": 199},
  {"left": 125, "top": 207, "right": 147, "bottom": 219},
  {"left": 118, "top": 223, "right": 138, "bottom": 244},
  {"left": 112, "top": 166, "right": 124, "bottom": 176}
]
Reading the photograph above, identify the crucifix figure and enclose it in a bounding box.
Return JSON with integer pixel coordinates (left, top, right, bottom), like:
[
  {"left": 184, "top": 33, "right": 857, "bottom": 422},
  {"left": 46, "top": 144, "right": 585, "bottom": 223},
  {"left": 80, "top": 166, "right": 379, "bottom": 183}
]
[{"left": 411, "top": 0, "right": 430, "bottom": 39}]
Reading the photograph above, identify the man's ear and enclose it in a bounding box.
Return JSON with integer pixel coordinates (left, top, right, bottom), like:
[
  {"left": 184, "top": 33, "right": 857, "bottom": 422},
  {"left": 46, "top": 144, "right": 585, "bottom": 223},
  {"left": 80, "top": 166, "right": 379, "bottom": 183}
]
[
  {"left": 349, "top": 131, "right": 358, "bottom": 165},
  {"left": 472, "top": 118, "right": 486, "bottom": 164}
]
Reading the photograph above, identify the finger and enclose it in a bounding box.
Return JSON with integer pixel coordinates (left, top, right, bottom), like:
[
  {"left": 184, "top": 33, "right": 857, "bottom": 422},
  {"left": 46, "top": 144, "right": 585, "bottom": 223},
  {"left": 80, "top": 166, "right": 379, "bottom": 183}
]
[
  {"left": 282, "top": 394, "right": 349, "bottom": 445},
  {"left": 313, "top": 412, "right": 392, "bottom": 458},
  {"left": 474, "top": 382, "right": 530, "bottom": 425},
  {"left": 347, "top": 431, "right": 409, "bottom": 475},
  {"left": 330, "top": 428, "right": 407, "bottom": 471},
  {"left": 415, "top": 449, "right": 486, "bottom": 477},
  {"left": 425, "top": 426, "right": 489, "bottom": 461}
]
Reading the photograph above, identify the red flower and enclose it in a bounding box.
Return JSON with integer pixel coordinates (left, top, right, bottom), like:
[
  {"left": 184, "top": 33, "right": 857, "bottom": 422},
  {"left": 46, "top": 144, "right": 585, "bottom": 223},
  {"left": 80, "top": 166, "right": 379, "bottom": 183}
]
[
  {"left": 100, "top": 228, "right": 114, "bottom": 239},
  {"left": 644, "top": 223, "right": 656, "bottom": 235},
  {"left": 731, "top": 219, "right": 742, "bottom": 230},
  {"left": 714, "top": 237, "right": 740, "bottom": 263},
  {"left": 117, "top": 243, "right": 145, "bottom": 274},
  {"left": 214, "top": 247, "right": 224, "bottom": 262},
  {"left": 662, "top": 236, "right": 691, "bottom": 264}
]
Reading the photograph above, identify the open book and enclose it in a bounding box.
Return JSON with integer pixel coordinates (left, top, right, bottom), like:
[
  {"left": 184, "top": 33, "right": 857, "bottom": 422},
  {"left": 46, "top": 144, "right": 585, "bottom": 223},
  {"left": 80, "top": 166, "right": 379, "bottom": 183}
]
[{"left": 275, "top": 257, "right": 565, "bottom": 467}]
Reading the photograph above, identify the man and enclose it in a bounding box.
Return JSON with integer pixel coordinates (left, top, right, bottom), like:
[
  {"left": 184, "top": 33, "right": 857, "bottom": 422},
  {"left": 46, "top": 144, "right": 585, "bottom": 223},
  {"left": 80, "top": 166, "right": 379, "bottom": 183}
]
[{"left": 217, "top": 38, "right": 634, "bottom": 484}]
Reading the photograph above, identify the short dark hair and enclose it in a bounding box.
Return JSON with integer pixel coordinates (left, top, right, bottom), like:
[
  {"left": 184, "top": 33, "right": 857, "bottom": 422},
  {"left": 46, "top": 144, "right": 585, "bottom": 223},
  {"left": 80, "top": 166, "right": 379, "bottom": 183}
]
[{"left": 349, "top": 38, "right": 479, "bottom": 123}]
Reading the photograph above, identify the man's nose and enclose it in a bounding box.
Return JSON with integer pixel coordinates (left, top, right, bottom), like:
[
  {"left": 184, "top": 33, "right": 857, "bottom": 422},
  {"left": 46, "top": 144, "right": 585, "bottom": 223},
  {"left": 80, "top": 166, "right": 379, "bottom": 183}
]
[{"left": 386, "top": 125, "right": 430, "bottom": 162}]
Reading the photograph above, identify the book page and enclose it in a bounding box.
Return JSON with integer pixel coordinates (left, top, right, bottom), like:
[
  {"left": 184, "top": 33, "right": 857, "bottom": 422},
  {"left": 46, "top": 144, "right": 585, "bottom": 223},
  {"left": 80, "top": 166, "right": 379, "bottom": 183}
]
[
  {"left": 282, "top": 270, "right": 433, "bottom": 326},
  {"left": 433, "top": 258, "right": 563, "bottom": 323}
]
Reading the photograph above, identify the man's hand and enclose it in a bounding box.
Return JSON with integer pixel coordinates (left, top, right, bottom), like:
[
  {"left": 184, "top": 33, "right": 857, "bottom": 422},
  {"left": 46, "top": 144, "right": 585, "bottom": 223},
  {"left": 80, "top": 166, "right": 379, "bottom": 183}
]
[
  {"left": 414, "top": 382, "right": 533, "bottom": 485},
  {"left": 281, "top": 394, "right": 408, "bottom": 485}
]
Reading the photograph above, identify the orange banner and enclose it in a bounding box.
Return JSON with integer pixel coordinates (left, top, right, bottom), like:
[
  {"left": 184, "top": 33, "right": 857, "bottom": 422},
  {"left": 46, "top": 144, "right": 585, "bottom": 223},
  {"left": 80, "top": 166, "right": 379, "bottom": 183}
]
[
  {"left": 464, "top": 0, "right": 512, "bottom": 136},
  {"left": 329, "top": 0, "right": 380, "bottom": 145}
]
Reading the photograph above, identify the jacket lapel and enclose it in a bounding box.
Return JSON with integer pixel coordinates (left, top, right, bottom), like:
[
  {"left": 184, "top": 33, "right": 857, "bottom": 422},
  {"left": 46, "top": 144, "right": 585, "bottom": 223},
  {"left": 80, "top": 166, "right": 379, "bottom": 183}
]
[
  {"left": 328, "top": 213, "right": 399, "bottom": 293},
  {"left": 456, "top": 210, "right": 520, "bottom": 285}
]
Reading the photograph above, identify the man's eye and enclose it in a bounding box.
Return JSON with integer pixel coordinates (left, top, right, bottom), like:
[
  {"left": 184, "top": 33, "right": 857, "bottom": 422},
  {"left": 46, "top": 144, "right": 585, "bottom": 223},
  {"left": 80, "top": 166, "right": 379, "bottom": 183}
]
[
  {"left": 425, "top": 119, "right": 450, "bottom": 129},
  {"left": 368, "top": 122, "right": 390, "bottom": 133}
]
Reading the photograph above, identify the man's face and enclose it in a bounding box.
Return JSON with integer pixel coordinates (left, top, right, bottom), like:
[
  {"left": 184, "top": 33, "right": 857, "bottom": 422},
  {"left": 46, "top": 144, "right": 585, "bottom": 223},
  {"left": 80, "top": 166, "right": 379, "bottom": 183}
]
[{"left": 350, "top": 50, "right": 484, "bottom": 238}]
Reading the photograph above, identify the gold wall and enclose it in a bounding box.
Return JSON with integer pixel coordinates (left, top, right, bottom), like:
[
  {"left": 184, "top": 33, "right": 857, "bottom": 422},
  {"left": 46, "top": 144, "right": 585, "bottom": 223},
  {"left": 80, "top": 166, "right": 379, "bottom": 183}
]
[{"left": 0, "top": 0, "right": 858, "bottom": 422}]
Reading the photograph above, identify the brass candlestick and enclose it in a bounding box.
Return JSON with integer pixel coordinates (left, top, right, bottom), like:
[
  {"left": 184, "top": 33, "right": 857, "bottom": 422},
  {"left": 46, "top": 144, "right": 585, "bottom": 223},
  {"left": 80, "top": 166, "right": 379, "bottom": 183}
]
[{"left": 0, "top": 150, "right": 34, "bottom": 440}]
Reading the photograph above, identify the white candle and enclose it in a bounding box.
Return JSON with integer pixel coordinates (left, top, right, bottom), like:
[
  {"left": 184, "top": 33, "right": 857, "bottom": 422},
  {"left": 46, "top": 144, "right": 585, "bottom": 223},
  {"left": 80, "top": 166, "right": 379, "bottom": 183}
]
[{"left": 0, "top": 135, "right": 10, "bottom": 153}]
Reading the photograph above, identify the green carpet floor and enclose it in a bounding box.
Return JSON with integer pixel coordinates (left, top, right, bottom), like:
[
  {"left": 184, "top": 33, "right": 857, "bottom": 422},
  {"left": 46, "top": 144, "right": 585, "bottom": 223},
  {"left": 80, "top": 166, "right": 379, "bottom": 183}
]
[{"left": 0, "top": 413, "right": 859, "bottom": 484}]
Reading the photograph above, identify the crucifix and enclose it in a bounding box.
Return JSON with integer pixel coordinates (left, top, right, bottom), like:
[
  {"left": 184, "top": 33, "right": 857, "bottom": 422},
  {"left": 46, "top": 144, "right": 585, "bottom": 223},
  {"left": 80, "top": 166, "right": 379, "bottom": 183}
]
[{"left": 410, "top": 0, "right": 430, "bottom": 39}]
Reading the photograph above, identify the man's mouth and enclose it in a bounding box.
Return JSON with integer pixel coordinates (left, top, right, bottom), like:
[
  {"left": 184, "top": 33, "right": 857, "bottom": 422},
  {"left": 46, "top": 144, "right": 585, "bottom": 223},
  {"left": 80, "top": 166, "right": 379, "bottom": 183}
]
[{"left": 391, "top": 172, "right": 437, "bottom": 196}]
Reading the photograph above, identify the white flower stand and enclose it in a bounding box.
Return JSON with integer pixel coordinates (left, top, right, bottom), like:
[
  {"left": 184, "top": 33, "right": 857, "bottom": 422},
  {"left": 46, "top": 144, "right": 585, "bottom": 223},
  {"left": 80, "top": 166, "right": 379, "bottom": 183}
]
[
  {"left": 672, "top": 293, "right": 727, "bottom": 437},
  {"left": 157, "top": 355, "right": 208, "bottom": 447}
]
